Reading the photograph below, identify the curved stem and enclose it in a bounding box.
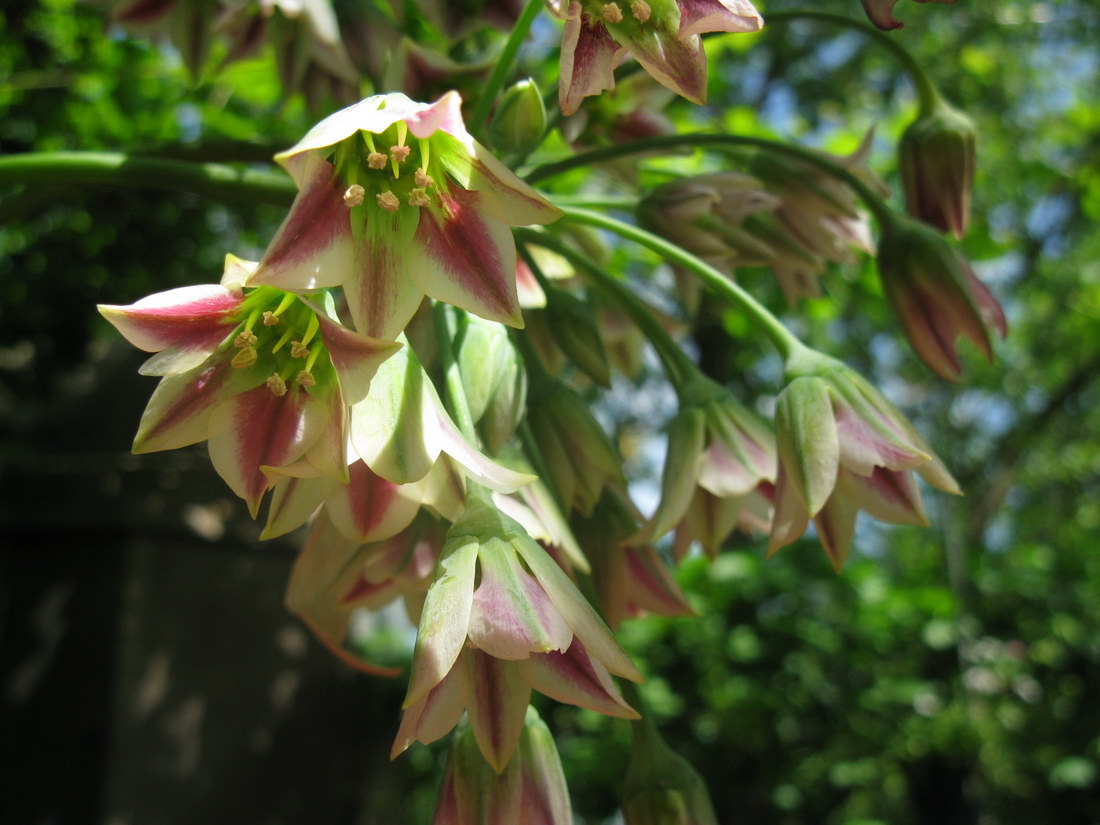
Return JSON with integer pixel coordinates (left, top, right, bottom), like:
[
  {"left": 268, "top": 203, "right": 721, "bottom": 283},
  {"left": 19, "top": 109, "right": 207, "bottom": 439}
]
[
  {"left": 764, "top": 10, "right": 941, "bottom": 113},
  {"left": 553, "top": 206, "right": 809, "bottom": 363},
  {"left": 515, "top": 228, "right": 693, "bottom": 390},
  {"left": 468, "top": 0, "right": 544, "bottom": 141},
  {"left": 526, "top": 134, "right": 895, "bottom": 225},
  {"left": 0, "top": 151, "right": 295, "bottom": 206}
]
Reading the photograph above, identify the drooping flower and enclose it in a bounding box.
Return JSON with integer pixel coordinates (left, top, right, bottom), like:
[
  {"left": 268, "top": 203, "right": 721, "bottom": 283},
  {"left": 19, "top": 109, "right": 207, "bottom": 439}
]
[
  {"left": 545, "top": 0, "right": 763, "bottom": 116},
  {"left": 246, "top": 92, "right": 562, "bottom": 339},
  {"left": 98, "top": 256, "right": 400, "bottom": 516},
  {"left": 430, "top": 708, "right": 573, "bottom": 825},
  {"left": 877, "top": 215, "right": 1006, "bottom": 381},
  {"left": 769, "top": 356, "right": 962, "bottom": 570},
  {"left": 622, "top": 712, "right": 719, "bottom": 825},
  {"left": 860, "top": 0, "right": 959, "bottom": 31},
  {"left": 899, "top": 97, "right": 977, "bottom": 239},
  {"left": 394, "top": 492, "right": 641, "bottom": 770}
]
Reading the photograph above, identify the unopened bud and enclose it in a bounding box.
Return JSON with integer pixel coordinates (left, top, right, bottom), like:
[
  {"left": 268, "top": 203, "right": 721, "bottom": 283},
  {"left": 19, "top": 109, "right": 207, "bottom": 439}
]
[
  {"left": 489, "top": 78, "right": 547, "bottom": 156},
  {"left": 544, "top": 284, "right": 611, "bottom": 388},
  {"left": 343, "top": 184, "right": 365, "bottom": 207},
  {"left": 899, "top": 99, "right": 976, "bottom": 239}
]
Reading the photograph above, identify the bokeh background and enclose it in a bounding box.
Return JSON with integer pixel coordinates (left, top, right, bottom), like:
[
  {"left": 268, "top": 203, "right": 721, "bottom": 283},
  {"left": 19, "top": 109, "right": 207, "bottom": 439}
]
[{"left": 3, "top": 1, "right": 1100, "bottom": 823}]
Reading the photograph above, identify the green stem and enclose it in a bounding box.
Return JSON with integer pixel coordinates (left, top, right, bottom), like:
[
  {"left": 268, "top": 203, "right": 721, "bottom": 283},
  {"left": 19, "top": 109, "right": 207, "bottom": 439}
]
[
  {"left": 764, "top": 10, "right": 941, "bottom": 113},
  {"left": 553, "top": 206, "right": 809, "bottom": 363},
  {"left": 514, "top": 227, "right": 693, "bottom": 390},
  {"left": 525, "top": 134, "right": 895, "bottom": 225},
  {"left": 431, "top": 302, "right": 478, "bottom": 445},
  {"left": 468, "top": 0, "right": 544, "bottom": 141},
  {"left": 0, "top": 151, "right": 295, "bottom": 206}
]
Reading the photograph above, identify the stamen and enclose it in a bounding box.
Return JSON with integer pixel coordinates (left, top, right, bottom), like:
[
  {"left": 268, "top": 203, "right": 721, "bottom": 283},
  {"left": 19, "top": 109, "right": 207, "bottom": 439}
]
[
  {"left": 235, "top": 330, "right": 258, "bottom": 348},
  {"left": 266, "top": 373, "right": 288, "bottom": 397},
  {"left": 290, "top": 340, "right": 310, "bottom": 359},
  {"left": 367, "top": 152, "right": 388, "bottom": 170},
  {"left": 630, "top": 0, "right": 650, "bottom": 22},
  {"left": 262, "top": 311, "right": 279, "bottom": 326},
  {"left": 602, "top": 2, "right": 623, "bottom": 23},
  {"left": 408, "top": 188, "right": 431, "bottom": 208},
  {"left": 414, "top": 168, "right": 434, "bottom": 188},
  {"left": 296, "top": 370, "right": 316, "bottom": 388},
  {"left": 271, "top": 292, "right": 296, "bottom": 318},
  {"left": 343, "top": 184, "right": 365, "bottom": 207},
  {"left": 390, "top": 145, "right": 412, "bottom": 163},
  {"left": 231, "top": 346, "right": 257, "bottom": 369},
  {"left": 376, "top": 191, "right": 401, "bottom": 212}
]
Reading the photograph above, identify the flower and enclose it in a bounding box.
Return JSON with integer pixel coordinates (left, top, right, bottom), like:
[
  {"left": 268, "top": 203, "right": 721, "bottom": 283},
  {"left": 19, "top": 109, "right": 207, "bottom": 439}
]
[
  {"left": 430, "top": 708, "right": 573, "bottom": 824},
  {"left": 246, "top": 91, "right": 562, "bottom": 339},
  {"left": 877, "top": 216, "right": 1006, "bottom": 381},
  {"left": 622, "top": 713, "right": 718, "bottom": 825},
  {"left": 899, "top": 98, "right": 977, "bottom": 239},
  {"left": 643, "top": 377, "right": 776, "bottom": 556},
  {"left": 860, "top": 0, "right": 959, "bottom": 31},
  {"left": 394, "top": 493, "right": 641, "bottom": 770},
  {"left": 98, "top": 255, "right": 400, "bottom": 516},
  {"left": 545, "top": 0, "right": 763, "bottom": 116},
  {"left": 769, "top": 356, "right": 961, "bottom": 570}
]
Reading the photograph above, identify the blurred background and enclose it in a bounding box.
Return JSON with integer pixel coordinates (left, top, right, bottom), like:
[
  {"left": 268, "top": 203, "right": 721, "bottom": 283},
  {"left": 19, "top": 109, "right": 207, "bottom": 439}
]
[{"left": 2, "top": 0, "right": 1100, "bottom": 823}]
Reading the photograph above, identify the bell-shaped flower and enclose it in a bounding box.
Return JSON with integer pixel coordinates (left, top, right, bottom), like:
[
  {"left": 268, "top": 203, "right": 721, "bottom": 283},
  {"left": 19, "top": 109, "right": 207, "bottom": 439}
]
[
  {"left": 394, "top": 493, "right": 641, "bottom": 770},
  {"left": 769, "top": 357, "right": 962, "bottom": 570},
  {"left": 246, "top": 91, "right": 562, "bottom": 339},
  {"left": 110, "top": 0, "right": 220, "bottom": 79},
  {"left": 860, "top": 0, "right": 959, "bottom": 31},
  {"left": 430, "top": 708, "right": 573, "bottom": 824},
  {"left": 578, "top": 489, "right": 693, "bottom": 629},
  {"left": 899, "top": 97, "right": 977, "bottom": 239},
  {"left": 545, "top": 0, "right": 763, "bottom": 116},
  {"left": 877, "top": 215, "right": 1006, "bottom": 381},
  {"left": 672, "top": 482, "right": 773, "bottom": 561},
  {"left": 643, "top": 376, "right": 775, "bottom": 555},
  {"left": 622, "top": 713, "right": 719, "bottom": 825},
  {"left": 98, "top": 257, "right": 400, "bottom": 516}
]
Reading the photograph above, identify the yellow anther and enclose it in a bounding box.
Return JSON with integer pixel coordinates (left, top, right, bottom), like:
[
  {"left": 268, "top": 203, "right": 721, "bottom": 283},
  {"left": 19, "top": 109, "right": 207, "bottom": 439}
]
[
  {"left": 367, "top": 152, "right": 388, "bottom": 170},
  {"left": 414, "top": 168, "right": 434, "bottom": 188},
  {"left": 602, "top": 2, "right": 623, "bottom": 23},
  {"left": 296, "top": 370, "right": 316, "bottom": 388},
  {"left": 376, "top": 191, "right": 401, "bottom": 212},
  {"left": 289, "top": 340, "right": 309, "bottom": 359},
  {"left": 231, "top": 346, "right": 258, "bottom": 369},
  {"left": 343, "top": 184, "right": 365, "bottom": 207},
  {"left": 630, "top": 0, "right": 650, "bottom": 21},
  {"left": 408, "top": 188, "right": 431, "bottom": 208},
  {"left": 235, "top": 330, "right": 258, "bottom": 348},
  {"left": 262, "top": 311, "right": 279, "bottom": 326},
  {"left": 266, "top": 373, "right": 288, "bottom": 397},
  {"left": 390, "top": 145, "right": 412, "bottom": 163}
]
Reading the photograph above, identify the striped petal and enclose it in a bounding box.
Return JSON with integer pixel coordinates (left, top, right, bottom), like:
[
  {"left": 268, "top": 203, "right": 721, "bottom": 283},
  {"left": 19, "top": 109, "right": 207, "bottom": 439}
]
[
  {"left": 839, "top": 466, "right": 928, "bottom": 527},
  {"left": 559, "top": 4, "right": 624, "bottom": 116},
  {"left": 813, "top": 491, "right": 858, "bottom": 572},
  {"left": 311, "top": 305, "right": 403, "bottom": 404},
  {"left": 262, "top": 474, "right": 340, "bottom": 539},
  {"left": 460, "top": 650, "right": 532, "bottom": 773},
  {"left": 520, "top": 638, "right": 639, "bottom": 719},
  {"left": 207, "top": 385, "right": 328, "bottom": 517},
  {"left": 391, "top": 663, "right": 465, "bottom": 757},
  {"left": 325, "top": 460, "right": 423, "bottom": 543},
  {"left": 677, "top": 0, "right": 763, "bottom": 37}
]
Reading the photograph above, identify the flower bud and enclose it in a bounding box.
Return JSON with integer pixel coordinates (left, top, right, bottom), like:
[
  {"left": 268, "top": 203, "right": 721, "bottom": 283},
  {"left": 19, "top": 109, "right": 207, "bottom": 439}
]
[
  {"left": 490, "top": 78, "right": 548, "bottom": 156},
  {"left": 622, "top": 718, "right": 718, "bottom": 825},
  {"left": 544, "top": 284, "right": 612, "bottom": 387},
  {"left": 899, "top": 98, "right": 976, "bottom": 239},
  {"left": 877, "top": 216, "right": 1006, "bottom": 381}
]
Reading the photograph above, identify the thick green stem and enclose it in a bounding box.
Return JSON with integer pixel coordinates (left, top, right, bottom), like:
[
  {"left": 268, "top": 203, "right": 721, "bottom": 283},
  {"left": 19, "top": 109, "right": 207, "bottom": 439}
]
[
  {"left": 552, "top": 206, "right": 810, "bottom": 364},
  {"left": 526, "top": 133, "right": 895, "bottom": 225},
  {"left": 468, "top": 0, "right": 544, "bottom": 141},
  {"left": 764, "top": 10, "right": 942, "bottom": 113},
  {"left": 0, "top": 151, "right": 295, "bottom": 206},
  {"left": 514, "top": 227, "right": 693, "bottom": 390}
]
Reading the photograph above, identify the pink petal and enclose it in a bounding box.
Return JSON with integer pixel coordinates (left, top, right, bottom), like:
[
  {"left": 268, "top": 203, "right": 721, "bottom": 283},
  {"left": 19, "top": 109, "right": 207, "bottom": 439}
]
[
  {"left": 403, "top": 89, "right": 470, "bottom": 140},
  {"left": 813, "top": 491, "right": 858, "bottom": 572},
  {"left": 249, "top": 154, "right": 355, "bottom": 291},
  {"left": 426, "top": 400, "right": 537, "bottom": 493},
  {"left": 627, "top": 29, "right": 709, "bottom": 106},
  {"left": 326, "top": 460, "right": 423, "bottom": 543},
  {"left": 678, "top": 0, "right": 763, "bottom": 37},
  {"left": 834, "top": 396, "right": 926, "bottom": 476},
  {"left": 410, "top": 189, "right": 524, "bottom": 328},
  {"left": 520, "top": 638, "right": 639, "bottom": 718},
  {"left": 559, "top": 5, "right": 625, "bottom": 116},
  {"left": 839, "top": 467, "right": 928, "bottom": 527},
  {"left": 965, "top": 268, "right": 1008, "bottom": 340},
  {"left": 621, "top": 545, "right": 693, "bottom": 618},
  {"left": 207, "top": 385, "right": 327, "bottom": 517},
  {"left": 311, "top": 307, "right": 403, "bottom": 404},
  {"left": 515, "top": 257, "right": 547, "bottom": 309},
  {"left": 391, "top": 663, "right": 465, "bottom": 757},
  {"left": 860, "top": 0, "right": 905, "bottom": 29},
  {"left": 98, "top": 284, "right": 242, "bottom": 358},
  {"left": 343, "top": 207, "right": 425, "bottom": 340},
  {"left": 261, "top": 475, "right": 339, "bottom": 539},
  {"left": 467, "top": 539, "right": 574, "bottom": 660},
  {"left": 132, "top": 356, "right": 258, "bottom": 453},
  {"left": 460, "top": 650, "right": 532, "bottom": 773},
  {"left": 766, "top": 464, "right": 810, "bottom": 557}
]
